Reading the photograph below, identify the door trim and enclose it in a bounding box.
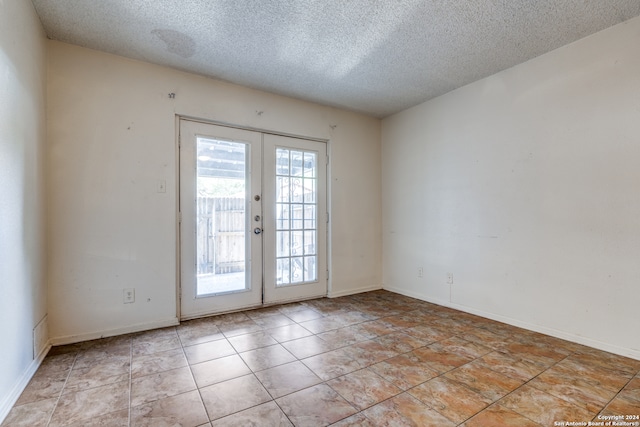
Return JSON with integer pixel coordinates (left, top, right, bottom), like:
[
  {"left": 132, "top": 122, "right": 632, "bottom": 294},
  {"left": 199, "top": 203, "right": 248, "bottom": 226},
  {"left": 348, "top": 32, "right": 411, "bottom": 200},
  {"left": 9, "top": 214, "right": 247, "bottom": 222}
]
[{"left": 175, "top": 115, "right": 331, "bottom": 320}]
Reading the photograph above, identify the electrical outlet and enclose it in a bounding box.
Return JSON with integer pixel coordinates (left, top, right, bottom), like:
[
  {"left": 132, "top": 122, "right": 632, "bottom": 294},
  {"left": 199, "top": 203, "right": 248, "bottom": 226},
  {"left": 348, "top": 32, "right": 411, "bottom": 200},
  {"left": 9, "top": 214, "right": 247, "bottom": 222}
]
[
  {"left": 123, "top": 288, "right": 135, "bottom": 304},
  {"left": 417, "top": 267, "right": 424, "bottom": 278},
  {"left": 447, "top": 273, "right": 453, "bottom": 284}
]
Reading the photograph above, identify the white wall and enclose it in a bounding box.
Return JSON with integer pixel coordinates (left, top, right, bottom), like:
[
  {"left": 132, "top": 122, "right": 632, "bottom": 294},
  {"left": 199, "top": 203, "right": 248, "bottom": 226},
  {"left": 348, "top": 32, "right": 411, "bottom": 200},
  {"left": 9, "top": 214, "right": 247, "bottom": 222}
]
[
  {"left": 382, "top": 16, "right": 640, "bottom": 359},
  {"left": 47, "top": 41, "right": 382, "bottom": 343},
  {"left": 0, "top": 0, "right": 48, "bottom": 419}
]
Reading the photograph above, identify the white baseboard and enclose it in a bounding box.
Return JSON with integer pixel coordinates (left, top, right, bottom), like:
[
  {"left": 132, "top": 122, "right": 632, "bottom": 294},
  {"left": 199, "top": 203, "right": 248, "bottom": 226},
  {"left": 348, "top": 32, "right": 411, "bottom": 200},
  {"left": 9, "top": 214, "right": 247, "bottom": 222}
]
[
  {"left": 384, "top": 285, "right": 640, "bottom": 361},
  {"left": 50, "top": 317, "right": 180, "bottom": 346},
  {"left": 328, "top": 284, "right": 383, "bottom": 298},
  {"left": 0, "top": 340, "right": 51, "bottom": 424}
]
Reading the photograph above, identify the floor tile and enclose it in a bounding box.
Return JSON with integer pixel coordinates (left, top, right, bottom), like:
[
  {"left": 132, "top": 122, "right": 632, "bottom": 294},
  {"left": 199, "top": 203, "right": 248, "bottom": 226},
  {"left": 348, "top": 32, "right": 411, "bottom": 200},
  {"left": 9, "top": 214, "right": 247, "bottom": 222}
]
[
  {"left": 409, "top": 376, "right": 493, "bottom": 424},
  {"left": 571, "top": 349, "right": 640, "bottom": 376},
  {"left": 200, "top": 374, "right": 271, "bottom": 420},
  {"left": 132, "top": 335, "right": 182, "bottom": 357},
  {"left": 218, "top": 320, "right": 262, "bottom": 338},
  {"left": 437, "top": 336, "right": 492, "bottom": 360},
  {"left": 276, "top": 301, "right": 310, "bottom": 315},
  {"left": 190, "top": 354, "right": 251, "bottom": 388},
  {"left": 444, "top": 361, "right": 523, "bottom": 401},
  {"left": 412, "top": 342, "right": 475, "bottom": 373},
  {"left": 501, "top": 342, "right": 568, "bottom": 367},
  {"left": 132, "top": 327, "right": 178, "bottom": 343},
  {"left": 177, "top": 321, "right": 225, "bottom": 347},
  {"left": 276, "top": 384, "right": 357, "bottom": 426},
  {"left": 183, "top": 339, "right": 236, "bottom": 365},
  {"left": 528, "top": 367, "right": 618, "bottom": 412},
  {"left": 131, "top": 347, "right": 188, "bottom": 379},
  {"left": 474, "top": 351, "right": 547, "bottom": 382},
  {"left": 403, "top": 324, "right": 451, "bottom": 343},
  {"left": 7, "top": 290, "right": 640, "bottom": 427},
  {"left": 369, "top": 353, "right": 439, "bottom": 390},
  {"left": 333, "top": 310, "right": 377, "bottom": 325},
  {"left": 281, "top": 335, "right": 333, "bottom": 359},
  {"left": 254, "top": 361, "right": 322, "bottom": 398},
  {"left": 429, "top": 317, "right": 474, "bottom": 334},
  {"left": 371, "top": 331, "right": 426, "bottom": 353},
  {"left": 63, "top": 408, "right": 129, "bottom": 426},
  {"left": 63, "top": 357, "right": 130, "bottom": 393},
  {"left": 554, "top": 355, "right": 635, "bottom": 390},
  {"left": 37, "top": 353, "right": 76, "bottom": 374},
  {"left": 499, "top": 384, "right": 594, "bottom": 426},
  {"left": 600, "top": 377, "right": 640, "bottom": 415},
  {"left": 327, "top": 368, "right": 401, "bottom": 410},
  {"left": 329, "top": 413, "right": 377, "bottom": 427},
  {"left": 245, "top": 306, "right": 283, "bottom": 320},
  {"left": 618, "top": 376, "right": 640, "bottom": 404},
  {"left": 356, "top": 319, "right": 403, "bottom": 337},
  {"left": 317, "top": 327, "right": 369, "bottom": 348},
  {"left": 457, "top": 328, "right": 511, "bottom": 350},
  {"left": 227, "top": 331, "right": 278, "bottom": 352},
  {"left": 210, "top": 401, "right": 292, "bottom": 426},
  {"left": 208, "top": 312, "right": 250, "bottom": 327},
  {"left": 340, "top": 340, "right": 398, "bottom": 367},
  {"left": 46, "top": 343, "right": 84, "bottom": 357},
  {"left": 461, "top": 404, "right": 542, "bottom": 427},
  {"left": 49, "top": 380, "right": 129, "bottom": 427},
  {"left": 1, "top": 397, "right": 57, "bottom": 427},
  {"left": 131, "top": 390, "right": 208, "bottom": 427},
  {"left": 284, "top": 308, "right": 324, "bottom": 323},
  {"left": 130, "top": 366, "right": 196, "bottom": 406},
  {"left": 267, "top": 324, "right": 314, "bottom": 343},
  {"left": 239, "top": 344, "right": 296, "bottom": 372},
  {"left": 361, "top": 392, "right": 456, "bottom": 427},
  {"left": 15, "top": 369, "right": 69, "bottom": 405},
  {"left": 251, "top": 313, "right": 295, "bottom": 329},
  {"left": 72, "top": 347, "right": 130, "bottom": 370},
  {"left": 301, "top": 349, "right": 362, "bottom": 380},
  {"left": 299, "top": 317, "right": 348, "bottom": 334}
]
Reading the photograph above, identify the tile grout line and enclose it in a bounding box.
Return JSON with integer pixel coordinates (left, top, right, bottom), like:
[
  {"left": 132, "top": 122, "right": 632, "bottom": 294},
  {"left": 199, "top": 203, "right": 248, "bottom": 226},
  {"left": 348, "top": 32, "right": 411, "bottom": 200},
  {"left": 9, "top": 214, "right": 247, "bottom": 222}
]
[
  {"left": 480, "top": 351, "right": 577, "bottom": 427},
  {"left": 44, "top": 351, "right": 80, "bottom": 427},
  {"left": 176, "top": 324, "right": 214, "bottom": 425},
  {"left": 590, "top": 366, "right": 640, "bottom": 420}
]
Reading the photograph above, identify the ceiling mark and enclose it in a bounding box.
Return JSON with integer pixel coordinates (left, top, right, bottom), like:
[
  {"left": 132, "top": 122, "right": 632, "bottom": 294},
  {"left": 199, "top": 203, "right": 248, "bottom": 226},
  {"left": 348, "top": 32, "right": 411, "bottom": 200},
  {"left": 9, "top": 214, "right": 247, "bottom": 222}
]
[{"left": 151, "top": 29, "right": 196, "bottom": 58}]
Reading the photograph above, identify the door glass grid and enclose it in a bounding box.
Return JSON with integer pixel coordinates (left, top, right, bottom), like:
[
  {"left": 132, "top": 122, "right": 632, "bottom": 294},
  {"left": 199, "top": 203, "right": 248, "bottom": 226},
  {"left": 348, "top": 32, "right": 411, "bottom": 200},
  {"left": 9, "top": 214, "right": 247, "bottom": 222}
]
[{"left": 275, "top": 148, "right": 318, "bottom": 286}]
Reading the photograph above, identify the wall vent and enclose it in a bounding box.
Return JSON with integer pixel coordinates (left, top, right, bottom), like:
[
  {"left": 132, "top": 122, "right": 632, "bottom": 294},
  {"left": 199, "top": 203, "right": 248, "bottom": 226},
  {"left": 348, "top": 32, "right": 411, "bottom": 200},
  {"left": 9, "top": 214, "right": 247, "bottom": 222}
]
[{"left": 33, "top": 315, "right": 49, "bottom": 359}]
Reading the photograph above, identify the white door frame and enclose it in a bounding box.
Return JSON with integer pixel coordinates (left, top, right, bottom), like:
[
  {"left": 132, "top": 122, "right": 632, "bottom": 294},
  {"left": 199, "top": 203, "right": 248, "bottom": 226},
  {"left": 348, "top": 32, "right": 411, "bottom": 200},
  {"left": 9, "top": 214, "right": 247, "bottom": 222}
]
[{"left": 176, "top": 116, "right": 331, "bottom": 320}]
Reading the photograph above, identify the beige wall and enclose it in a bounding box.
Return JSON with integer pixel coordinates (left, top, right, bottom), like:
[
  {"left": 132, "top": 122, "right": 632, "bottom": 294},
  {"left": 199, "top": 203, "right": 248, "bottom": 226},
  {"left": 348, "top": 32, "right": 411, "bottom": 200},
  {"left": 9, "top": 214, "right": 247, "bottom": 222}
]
[
  {"left": 382, "top": 16, "right": 640, "bottom": 359},
  {"left": 0, "top": 0, "right": 48, "bottom": 418},
  {"left": 47, "top": 41, "right": 382, "bottom": 343}
]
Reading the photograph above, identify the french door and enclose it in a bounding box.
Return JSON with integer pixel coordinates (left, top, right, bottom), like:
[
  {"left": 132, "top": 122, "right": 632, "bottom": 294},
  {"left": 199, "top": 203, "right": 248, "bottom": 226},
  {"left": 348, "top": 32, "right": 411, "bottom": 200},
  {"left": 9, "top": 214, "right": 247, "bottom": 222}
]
[{"left": 179, "top": 120, "right": 327, "bottom": 319}]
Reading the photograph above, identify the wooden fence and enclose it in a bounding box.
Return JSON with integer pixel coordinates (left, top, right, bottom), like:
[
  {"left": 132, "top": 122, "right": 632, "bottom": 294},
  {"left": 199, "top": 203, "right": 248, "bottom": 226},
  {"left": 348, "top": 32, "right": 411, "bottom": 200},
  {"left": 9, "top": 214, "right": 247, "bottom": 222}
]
[{"left": 197, "top": 197, "right": 245, "bottom": 275}]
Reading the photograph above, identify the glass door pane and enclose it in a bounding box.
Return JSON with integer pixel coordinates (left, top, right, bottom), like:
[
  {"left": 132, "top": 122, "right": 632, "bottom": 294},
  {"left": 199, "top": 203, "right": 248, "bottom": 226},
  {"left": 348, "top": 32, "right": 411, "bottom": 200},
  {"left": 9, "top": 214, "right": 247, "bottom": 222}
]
[
  {"left": 275, "top": 148, "right": 318, "bottom": 286},
  {"left": 196, "top": 138, "right": 248, "bottom": 296},
  {"left": 263, "top": 134, "right": 327, "bottom": 304},
  {"left": 179, "top": 120, "right": 262, "bottom": 320}
]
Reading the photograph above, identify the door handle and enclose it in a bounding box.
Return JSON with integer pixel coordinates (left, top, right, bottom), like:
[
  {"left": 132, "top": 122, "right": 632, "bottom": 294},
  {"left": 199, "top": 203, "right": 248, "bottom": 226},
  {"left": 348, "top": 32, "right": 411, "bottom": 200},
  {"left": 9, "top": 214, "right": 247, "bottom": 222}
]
[{"left": 254, "top": 227, "right": 262, "bottom": 235}]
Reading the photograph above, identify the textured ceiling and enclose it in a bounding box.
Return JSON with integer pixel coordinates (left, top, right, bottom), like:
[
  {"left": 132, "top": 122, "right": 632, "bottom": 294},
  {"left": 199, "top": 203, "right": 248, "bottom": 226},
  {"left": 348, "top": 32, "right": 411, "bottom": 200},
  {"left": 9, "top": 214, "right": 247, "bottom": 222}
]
[{"left": 32, "top": 0, "right": 640, "bottom": 118}]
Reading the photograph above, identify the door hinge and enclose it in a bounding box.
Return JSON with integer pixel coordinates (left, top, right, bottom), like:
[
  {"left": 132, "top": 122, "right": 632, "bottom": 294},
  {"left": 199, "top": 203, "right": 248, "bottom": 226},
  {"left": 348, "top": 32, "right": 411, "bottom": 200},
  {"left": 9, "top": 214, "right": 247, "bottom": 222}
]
[
  {"left": 326, "top": 212, "right": 329, "bottom": 223},
  {"left": 178, "top": 212, "right": 182, "bottom": 223},
  {"left": 326, "top": 155, "right": 329, "bottom": 165}
]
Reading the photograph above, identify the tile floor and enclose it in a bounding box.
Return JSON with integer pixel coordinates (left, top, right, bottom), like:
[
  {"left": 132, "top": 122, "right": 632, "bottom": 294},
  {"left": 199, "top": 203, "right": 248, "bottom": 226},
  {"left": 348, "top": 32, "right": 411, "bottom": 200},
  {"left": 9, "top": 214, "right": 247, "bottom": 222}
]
[{"left": 3, "top": 290, "right": 640, "bottom": 426}]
